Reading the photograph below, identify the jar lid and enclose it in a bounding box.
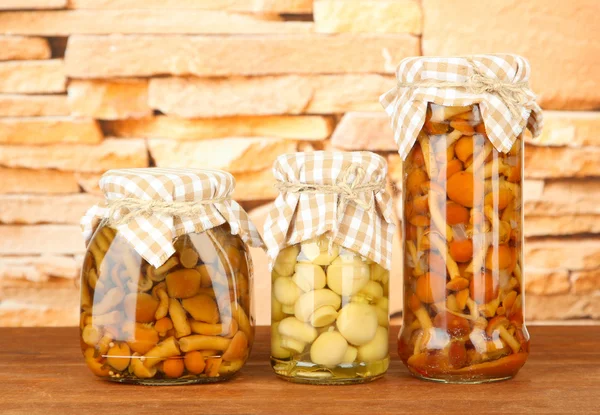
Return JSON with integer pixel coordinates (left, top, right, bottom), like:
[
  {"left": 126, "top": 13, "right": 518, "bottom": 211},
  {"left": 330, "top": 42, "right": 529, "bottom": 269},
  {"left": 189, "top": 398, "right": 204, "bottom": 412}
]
[
  {"left": 263, "top": 151, "right": 395, "bottom": 270},
  {"left": 81, "top": 168, "right": 263, "bottom": 268},
  {"left": 380, "top": 54, "right": 543, "bottom": 159}
]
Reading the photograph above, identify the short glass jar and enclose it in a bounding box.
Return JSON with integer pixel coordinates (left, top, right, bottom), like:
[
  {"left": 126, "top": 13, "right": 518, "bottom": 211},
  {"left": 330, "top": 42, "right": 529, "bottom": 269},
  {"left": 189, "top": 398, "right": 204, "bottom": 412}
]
[
  {"left": 271, "top": 235, "right": 390, "bottom": 384},
  {"left": 264, "top": 151, "right": 395, "bottom": 385},
  {"left": 79, "top": 168, "right": 260, "bottom": 385}
]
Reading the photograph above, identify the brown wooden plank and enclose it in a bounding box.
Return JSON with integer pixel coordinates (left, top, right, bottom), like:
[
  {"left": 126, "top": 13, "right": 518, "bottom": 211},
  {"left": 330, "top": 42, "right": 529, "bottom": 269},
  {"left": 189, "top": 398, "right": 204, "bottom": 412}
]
[{"left": 0, "top": 326, "right": 598, "bottom": 414}]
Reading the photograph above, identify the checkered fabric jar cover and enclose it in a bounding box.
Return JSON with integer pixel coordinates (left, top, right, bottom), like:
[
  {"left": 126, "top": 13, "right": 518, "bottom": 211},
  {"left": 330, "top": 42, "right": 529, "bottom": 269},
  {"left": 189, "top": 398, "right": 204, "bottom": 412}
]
[
  {"left": 81, "top": 168, "right": 263, "bottom": 268},
  {"left": 263, "top": 151, "right": 395, "bottom": 270},
  {"left": 380, "top": 54, "right": 543, "bottom": 159}
]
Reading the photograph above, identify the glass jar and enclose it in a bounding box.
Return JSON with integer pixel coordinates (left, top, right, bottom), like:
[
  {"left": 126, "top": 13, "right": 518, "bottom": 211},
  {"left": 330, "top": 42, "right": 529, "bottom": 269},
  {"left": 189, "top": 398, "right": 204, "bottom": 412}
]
[
  {"left": 265, "top": 151, "right": 395, "bottom": 385},
  {"left": 271, "top": 235, "right": 390, "bottom": 384},
  {"left": 78, "top": 168, "right": 262, "bottom": 385},
  {"left": 398, "top": 103, "right": 529, "bottom": 383},
  {"left": 80, "top": 223, "right": 253, "bottom": 384}
]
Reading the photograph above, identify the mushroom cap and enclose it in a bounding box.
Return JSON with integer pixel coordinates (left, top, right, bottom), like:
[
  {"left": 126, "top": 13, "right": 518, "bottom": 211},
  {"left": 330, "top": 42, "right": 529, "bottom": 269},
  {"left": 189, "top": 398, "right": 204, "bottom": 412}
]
[{"left": 486, "top": 315, "right": 510, "bottom": 336}]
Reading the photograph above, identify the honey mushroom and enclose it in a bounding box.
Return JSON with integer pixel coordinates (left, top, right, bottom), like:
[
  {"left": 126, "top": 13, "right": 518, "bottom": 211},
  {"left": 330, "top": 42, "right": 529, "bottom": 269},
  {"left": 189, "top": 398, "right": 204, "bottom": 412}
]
[
  {"left": 179, "top": 334, "right": 232, "bottom": 353},
  {"left": 142, "top": 336, "right": 180, "bottom": 368},
  {"left": 166, "top": 268, "right": 202, "bottom": 299},
  {"left": 168, "top": 299, "right": 191, "bottom": 338}
]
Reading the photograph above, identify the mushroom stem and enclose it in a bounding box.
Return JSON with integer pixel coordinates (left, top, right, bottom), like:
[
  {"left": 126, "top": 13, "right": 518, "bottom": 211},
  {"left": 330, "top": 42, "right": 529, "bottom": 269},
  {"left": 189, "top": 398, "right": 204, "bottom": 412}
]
[
  {"left": 498, "top": 325, "right": 521, "bottom": 354},
  {"left": 406, "top": 240, "right": 424, "bottom": 276},
  {"left": 409, "top": 294, "right": 433, "bottom": 329},
  {"left": 429, "top": 233, "right": 460, "bottom": 279},
  {"left": 417, "top": 131, "right": 438, "bottom": 179},
  {"left": 466, "top": 298, "right": 479, "bottom": 320},
  {"left": 429, "top": 192, "right": 454, "bottom": 242},
  {"left": 465, "top": 141, "right": 493, "bottom": 172}
]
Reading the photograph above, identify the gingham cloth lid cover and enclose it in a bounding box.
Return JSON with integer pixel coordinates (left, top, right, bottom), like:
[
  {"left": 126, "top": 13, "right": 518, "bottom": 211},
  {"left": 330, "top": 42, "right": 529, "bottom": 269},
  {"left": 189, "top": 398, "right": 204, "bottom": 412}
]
[
  {"left": 263, "top": 151, "right": 395, "bottom": 270},
  {"left": 380, "top": 54, "right": 543, "bottom": 159},
  {"left": 81, "top": 168, "right": 263, "bottom": 268}
]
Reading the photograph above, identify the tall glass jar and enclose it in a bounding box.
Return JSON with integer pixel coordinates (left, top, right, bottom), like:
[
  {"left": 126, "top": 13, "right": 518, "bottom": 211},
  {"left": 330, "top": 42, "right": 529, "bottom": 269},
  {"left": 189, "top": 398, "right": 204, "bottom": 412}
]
[
  {"left": 264, "top": 151, "right": 395, "bottom": 385},
  {"left": 398, "top": 103, "right": 529, "bottom": 383},
  {"left": 79, "top": 168, "right": 262, "bottom": 384}
]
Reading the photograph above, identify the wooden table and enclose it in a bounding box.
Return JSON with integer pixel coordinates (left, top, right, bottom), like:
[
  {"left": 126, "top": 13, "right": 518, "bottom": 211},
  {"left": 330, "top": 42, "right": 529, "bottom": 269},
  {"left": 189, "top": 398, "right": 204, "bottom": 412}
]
[{"left": 0, "top": 326, "right": 598, "bottom": 414}]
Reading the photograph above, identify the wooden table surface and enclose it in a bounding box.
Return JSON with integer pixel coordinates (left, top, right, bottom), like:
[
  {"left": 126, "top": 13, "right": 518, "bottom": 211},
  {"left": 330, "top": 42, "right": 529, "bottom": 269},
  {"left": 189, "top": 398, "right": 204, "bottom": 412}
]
[{"left": 0, "top": 326, "right": 598, "bottom": 414}]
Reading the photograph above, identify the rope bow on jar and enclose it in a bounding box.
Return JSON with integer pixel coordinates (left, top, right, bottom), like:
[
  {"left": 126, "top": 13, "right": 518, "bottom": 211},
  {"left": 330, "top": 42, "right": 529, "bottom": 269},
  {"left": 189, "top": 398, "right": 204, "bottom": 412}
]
[
  {"left": 106, "top": 196, "right": 229, "bottom": 227},
  {"left": 275, "top": 164, "right": 384, "bottom": 248}
]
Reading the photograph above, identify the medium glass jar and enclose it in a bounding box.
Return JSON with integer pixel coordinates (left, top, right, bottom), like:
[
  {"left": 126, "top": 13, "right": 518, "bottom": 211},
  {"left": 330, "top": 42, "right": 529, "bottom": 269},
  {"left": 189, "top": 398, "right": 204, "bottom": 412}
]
[
  {"left": 80, "top": 223, "right": 253, "bottom": 384},
  {"left": 398, "top": 103, "right": 529, "bottom": 383},
  {"left": 265, "top": 151, "right": 395, "bottom": 385},
  {"left": 271, "top": 235, "right": 390, "bottom": 384}
]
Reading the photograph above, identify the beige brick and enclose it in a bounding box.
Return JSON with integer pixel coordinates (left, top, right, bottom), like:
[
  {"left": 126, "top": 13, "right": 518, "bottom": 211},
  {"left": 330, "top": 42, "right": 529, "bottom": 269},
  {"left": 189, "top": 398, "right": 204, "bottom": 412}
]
[
  {"left": 525, "top": 215, "right": 600, "bottom": 237},
  {"left": 525, "top": 294, "right": 598, "bottom": 321},
  {"left": 148, "top": 138, "right": 296, "bottom": 173},
  {"left": 0, "top": 167, "right": 80, "bottom": 194},
  {"left": 247, "top": 202, "right": 274, "bottom": 325},
  {"left": 0, "top": 60, "right": 65, "bottom": 94},
  {"left": 0, "top": 36, "right": 50, "bottom": 60},
  {"left": 232, "top": 169, "right": 278, "bottom": 202},
  {"left": 0, "top": 117, "right": 102, "bottom": 145},
  {"left": 74, "top": 172, "right": 102, "bottom": 195},
  {"left": 525, "top": 179, "right": 600, "bottom": 216},
  {"left": 525, "top": 238, "right": 600, "bottom": 271},
  {"left": 0, "top": 299, "right": 79, "bottom": 327},
  {"left": 0, "top": 94, "right": 69, "bottom": 117},
  {"left": 0, "top": 10, "right": 310, "bottom": 36},
  {"left": 65, "top": 34, "right": 417, "bottom": 78},
  {"left": 68, "top": 79, "right": 151, "bottom": 120},
  {"left": 0, "top": 255, "right": 79, "bottom": 282},
  {"left": 527, "top": 111, "right": 600, "bottom": 147},
  {"left": 331, "top": 112, "right": 395, "bottom": 151},
  {"left": 525, "top": 145, "right": 600, "bottom": 178},
  {"left": 314, "top": 0, "right": 422, "bottom": 34},
  {"left": 0, "top": 194, "right": 102, "bottom": 225},
  {"left": 524, "top": 268, "right": 571, "bottom": 295},
  {"left": 105, "top": 115, "right": 334, "bottom": 141},
  {"left": 69, "top": 0, "right": 313, "bottom": 13},
  {"left": 0, "top": 138, "right": 148, "bottom": 172},
  {"left": 571, "top": 269, "right": 600, "bottom": 294},
  {"left": 0, "top": 225, "right": 85, "bottom": 255},
  {"left": 522, "top": 180, "right": 545, "bottom": 204},
  {"left": 149, "top": 75, "right": 394, "bottom": 118},
  {"left": 421, "top": 0, "right": 600, "bottom": 110},
  {"left": 0, "top": 0, "right": 66, "bottom": 9}
]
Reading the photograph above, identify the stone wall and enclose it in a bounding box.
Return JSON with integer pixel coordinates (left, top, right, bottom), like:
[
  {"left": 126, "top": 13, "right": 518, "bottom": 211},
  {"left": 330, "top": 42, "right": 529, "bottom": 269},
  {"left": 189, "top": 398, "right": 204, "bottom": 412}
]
[{"left": 0, "top": 0, "right": 598, "bottom": 326}]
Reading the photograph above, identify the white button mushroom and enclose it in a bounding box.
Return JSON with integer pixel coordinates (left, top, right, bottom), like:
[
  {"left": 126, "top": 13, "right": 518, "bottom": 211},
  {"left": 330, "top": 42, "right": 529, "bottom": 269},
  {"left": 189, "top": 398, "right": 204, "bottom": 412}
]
[
  {"left": 342, "top": 345, "right": 358, "bottom": 364},
  {"left": 326, "top": 255, "right": 370, "bottom": 296},
  {"left": 281, "top": 304, "right": 295, "bottom": 314},
  {"left": 278, "top": 316, "right": 318, "bottom": 344},
  {"left": 295, "top": 289, "right": 341, "bottom": 322},
  {"left": 310, "top": 331, "right": 348, "bottom": 367},
  {"left": 271, "top": 295, "right": 287, "bottom": 322},
  {"left": 310, "top": 305, "right": 338, "bottom": 327},
  {"left": 358, "top": 280, "right": 384, "bottom": 301},
  {"left": 271, "top": 322, "right": 292, "bottom": 359},
  {"left": 370, "top": 263, "right": 389, "bottom": 283},
  {"left": 273, "top": 245, "right": 300, "bottom": 277},
  {"left": 300, "top": 236, "right": 339, "bottom": 266},
  {"left": 336, "top": 302, "right": 378, "bottom": 346},
  {"left": 292, "top": 263, "right": 326, "bottom": 292},
  {"left": 273, "top": 276, "right": 303, "bottom": 306},
  {"left": 357, "top": 326, "right": 389, "bottom": 363},
  {"left": 373, "top": 304, "right": 389, "bottom": 327}
]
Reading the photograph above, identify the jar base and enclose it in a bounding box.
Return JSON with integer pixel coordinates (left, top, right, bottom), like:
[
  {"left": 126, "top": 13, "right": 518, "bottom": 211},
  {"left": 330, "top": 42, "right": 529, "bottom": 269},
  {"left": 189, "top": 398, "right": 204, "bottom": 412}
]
[
  {"left": 407, "top": 370, "right": 513, "bottom": 384},
  {"left": 270, "top": 356, "right": 389, "bottom": 385},
  {"left": 105, "top": 374, "right": 236, "bottom": 386}
]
